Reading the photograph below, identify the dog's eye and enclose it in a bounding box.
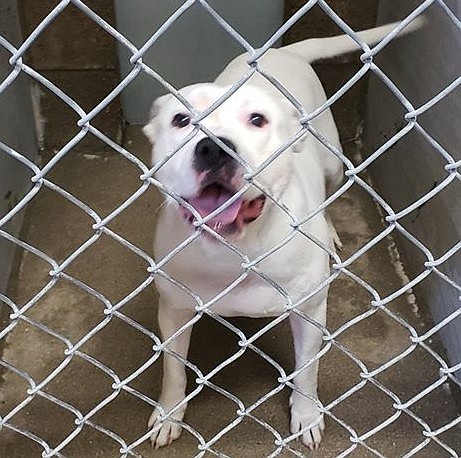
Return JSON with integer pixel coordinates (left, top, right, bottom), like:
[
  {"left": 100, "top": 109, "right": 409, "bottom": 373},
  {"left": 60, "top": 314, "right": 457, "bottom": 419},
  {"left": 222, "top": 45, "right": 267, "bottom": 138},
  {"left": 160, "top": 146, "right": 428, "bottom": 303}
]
[
  {"left": 249, "top": 113, "right": 268, "bottom": 128},
  {"left": 171, "top": 113, "right": 191, "bottom": 128}
]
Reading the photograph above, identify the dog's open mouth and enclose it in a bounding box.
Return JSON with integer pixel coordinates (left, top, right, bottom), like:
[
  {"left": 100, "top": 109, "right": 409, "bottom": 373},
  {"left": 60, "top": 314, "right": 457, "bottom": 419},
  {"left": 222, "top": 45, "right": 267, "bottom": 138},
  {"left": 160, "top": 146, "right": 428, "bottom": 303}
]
[{"left": 181, "top": 183, "right": 266, "bottom": 235}]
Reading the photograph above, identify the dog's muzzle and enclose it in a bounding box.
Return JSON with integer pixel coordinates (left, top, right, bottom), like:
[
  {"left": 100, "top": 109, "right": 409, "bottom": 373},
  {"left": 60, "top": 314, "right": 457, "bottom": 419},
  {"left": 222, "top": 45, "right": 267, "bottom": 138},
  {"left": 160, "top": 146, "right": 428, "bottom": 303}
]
[
  {"left": 180, "top": 137, "right": 266, "bottom": 236},
  {"left": 193, "top": 137, "right": 237, "bottom": 175}
]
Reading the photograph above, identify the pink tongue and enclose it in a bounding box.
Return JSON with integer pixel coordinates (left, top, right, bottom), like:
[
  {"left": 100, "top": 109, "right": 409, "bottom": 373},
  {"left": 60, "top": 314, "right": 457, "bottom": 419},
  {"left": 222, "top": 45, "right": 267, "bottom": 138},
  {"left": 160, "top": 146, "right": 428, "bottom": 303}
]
[{"left": 189, "top": 187, "right": 243, "bottom": 224}]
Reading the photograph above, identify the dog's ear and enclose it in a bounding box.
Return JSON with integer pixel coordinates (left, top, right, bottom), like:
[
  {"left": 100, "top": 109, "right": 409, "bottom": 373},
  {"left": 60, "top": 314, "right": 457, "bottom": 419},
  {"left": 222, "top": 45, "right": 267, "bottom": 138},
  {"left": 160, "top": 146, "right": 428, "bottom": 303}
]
[{"left": 143, "top": 94, "right": 169, "bottom": 144}]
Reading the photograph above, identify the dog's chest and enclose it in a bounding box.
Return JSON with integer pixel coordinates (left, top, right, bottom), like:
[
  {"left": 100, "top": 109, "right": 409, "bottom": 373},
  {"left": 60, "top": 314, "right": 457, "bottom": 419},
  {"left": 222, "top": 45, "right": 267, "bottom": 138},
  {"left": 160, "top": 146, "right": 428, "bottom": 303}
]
[
  {"left": 157, "top": 239, "right": 326, "bottom": 318},
  {"left": 155, "top": 206, "right": 330, "bottom": 317},
  {"left": 170, "top": 268, "right": 292, "bottom": 318}
]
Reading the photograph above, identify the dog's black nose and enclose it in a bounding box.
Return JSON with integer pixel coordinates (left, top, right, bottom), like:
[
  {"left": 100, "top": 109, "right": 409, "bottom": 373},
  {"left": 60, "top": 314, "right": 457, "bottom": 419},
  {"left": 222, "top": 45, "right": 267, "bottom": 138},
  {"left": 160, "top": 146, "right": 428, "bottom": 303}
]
[{"left": 194, "top": 137, "right": 236, "bottom": 172}]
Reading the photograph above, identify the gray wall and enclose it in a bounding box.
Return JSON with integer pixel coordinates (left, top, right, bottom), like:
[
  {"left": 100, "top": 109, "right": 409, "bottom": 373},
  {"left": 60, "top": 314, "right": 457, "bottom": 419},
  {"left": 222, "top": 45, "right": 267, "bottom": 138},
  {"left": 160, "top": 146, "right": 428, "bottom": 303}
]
[
  {"left": 114, "top": 0, "right": 284, "bottom": 124},
  {"left": 0, "top": 1, "right": 38, "bottom": 294},
  {"left": 365, "top": 1, "right": 460, "bottom": 378}
]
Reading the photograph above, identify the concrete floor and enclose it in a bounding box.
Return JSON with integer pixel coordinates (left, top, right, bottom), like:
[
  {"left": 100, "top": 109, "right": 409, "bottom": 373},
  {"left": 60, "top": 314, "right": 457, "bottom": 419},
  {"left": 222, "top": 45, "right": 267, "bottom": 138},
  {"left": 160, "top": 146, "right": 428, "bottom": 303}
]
[
  {"left": 1, "top": 117, "right": 460, "bottom": 457},
  {"left": 1, "top": 1, "right": 461, "bottom": 457}
]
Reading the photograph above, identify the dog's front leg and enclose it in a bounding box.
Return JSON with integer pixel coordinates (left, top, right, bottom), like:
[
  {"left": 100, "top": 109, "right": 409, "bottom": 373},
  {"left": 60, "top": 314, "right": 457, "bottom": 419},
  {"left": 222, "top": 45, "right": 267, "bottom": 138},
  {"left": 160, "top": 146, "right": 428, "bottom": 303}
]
[
  {"left": 148, "top": 299, "right": 195, "bottom": 448},
  {"left": 289, "top": 299, "right": 326, "bottom": 450}
]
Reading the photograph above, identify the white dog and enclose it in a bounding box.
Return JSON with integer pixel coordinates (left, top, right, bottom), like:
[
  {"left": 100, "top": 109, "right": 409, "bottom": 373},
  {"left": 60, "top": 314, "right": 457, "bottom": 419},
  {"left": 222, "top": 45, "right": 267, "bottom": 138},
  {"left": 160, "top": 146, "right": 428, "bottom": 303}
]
[{"left": 143, "top": 20, "right": 420, "bottom": 450}]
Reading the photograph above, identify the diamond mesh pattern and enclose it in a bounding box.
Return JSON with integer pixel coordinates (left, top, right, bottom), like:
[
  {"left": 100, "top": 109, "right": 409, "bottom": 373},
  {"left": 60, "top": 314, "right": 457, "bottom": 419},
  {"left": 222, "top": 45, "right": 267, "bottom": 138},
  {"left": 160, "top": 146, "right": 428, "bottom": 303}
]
[{"left": 0, "top": 1, "right": 460, "bottom": 457}]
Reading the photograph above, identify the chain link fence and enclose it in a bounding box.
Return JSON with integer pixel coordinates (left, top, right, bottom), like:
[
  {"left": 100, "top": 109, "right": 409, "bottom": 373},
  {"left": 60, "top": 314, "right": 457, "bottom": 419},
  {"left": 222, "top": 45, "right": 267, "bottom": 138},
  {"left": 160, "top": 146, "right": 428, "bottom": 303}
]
[{"left": 1, "top": 0, "right": 460, "bottom": 457}]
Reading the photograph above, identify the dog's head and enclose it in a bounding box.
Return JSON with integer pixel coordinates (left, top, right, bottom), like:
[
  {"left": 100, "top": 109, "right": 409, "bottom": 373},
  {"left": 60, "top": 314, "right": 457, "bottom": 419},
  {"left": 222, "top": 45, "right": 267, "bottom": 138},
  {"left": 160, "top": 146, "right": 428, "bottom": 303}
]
[{"left": 143, "top": 83, "right": 300, "bottom": 239}]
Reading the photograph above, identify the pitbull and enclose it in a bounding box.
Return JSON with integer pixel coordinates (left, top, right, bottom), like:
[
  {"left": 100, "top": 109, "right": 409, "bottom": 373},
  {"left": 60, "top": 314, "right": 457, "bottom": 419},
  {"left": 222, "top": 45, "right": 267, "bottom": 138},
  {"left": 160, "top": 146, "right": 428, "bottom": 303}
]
[{"left": 143, "top": 20, "right": 422, "bottom": 450}]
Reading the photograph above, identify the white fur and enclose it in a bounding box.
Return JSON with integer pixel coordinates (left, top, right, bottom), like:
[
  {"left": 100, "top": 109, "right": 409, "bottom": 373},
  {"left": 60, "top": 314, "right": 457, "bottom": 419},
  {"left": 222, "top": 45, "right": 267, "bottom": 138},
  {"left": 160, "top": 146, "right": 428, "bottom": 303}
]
[{"left": 143, "top": 20, "right": 422, "bottom": 450}]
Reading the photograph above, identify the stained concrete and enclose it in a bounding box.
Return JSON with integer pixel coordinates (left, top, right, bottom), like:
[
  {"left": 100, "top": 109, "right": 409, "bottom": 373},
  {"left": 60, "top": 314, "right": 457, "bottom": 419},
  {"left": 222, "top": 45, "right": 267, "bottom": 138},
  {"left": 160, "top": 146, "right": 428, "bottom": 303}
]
[{"left": 1, "top": 0, "right": 461, "bottom": 457}]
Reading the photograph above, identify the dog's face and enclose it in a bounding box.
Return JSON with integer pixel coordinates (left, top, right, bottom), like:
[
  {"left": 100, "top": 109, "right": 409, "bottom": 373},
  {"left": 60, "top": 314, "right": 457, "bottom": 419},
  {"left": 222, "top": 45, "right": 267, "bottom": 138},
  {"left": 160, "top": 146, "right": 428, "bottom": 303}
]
[{"left": 144, "top": 83, "right": 299, "bottom": 239}]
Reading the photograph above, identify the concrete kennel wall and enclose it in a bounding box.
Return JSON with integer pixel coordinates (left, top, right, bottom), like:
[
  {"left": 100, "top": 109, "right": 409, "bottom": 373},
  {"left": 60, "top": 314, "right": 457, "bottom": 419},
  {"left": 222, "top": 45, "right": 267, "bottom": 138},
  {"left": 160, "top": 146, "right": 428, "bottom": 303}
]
[
  {"left": 114, "top": 0, "right": 284, "bottom": 124},
  {"left": 18, "top": 0, "right": 122, "bottom": 154},
  {"left": 0, "top": 0, "right": 38, "bottom": 294},
  {"left": 364, "top": 1, "right": 461, "bottom": 379}
]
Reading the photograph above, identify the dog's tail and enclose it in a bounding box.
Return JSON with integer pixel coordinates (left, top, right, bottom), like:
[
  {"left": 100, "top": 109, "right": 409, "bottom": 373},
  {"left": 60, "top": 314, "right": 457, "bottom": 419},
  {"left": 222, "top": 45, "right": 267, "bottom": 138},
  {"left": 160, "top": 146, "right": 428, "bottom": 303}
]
[{"left": 281, "top": 17, "right": 424, "bottom": 62}]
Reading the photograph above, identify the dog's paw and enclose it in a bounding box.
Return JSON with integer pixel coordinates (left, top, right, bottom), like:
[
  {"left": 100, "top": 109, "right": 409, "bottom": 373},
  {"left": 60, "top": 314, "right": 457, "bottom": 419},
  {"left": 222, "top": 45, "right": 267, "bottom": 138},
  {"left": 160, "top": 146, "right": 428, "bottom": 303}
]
[
  {"left": 330, "top": 226, "right": 343, "bottom": 252},
  {"left": 290, "top": 407, "right": 325, "bottom": 450},
  {"left": 147, "top": 405, "right": 185, "bottom": 449},
  {"left": 333, "top": 232, "right": 343, "bottom": 251}
]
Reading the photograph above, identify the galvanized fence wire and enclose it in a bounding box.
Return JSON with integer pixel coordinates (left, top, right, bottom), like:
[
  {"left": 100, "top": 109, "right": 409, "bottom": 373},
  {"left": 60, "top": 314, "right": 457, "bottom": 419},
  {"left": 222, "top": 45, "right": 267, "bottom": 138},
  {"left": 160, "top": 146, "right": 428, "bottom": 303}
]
[{"left": 0, "top": 0, "right": 460, "bottom": 456}]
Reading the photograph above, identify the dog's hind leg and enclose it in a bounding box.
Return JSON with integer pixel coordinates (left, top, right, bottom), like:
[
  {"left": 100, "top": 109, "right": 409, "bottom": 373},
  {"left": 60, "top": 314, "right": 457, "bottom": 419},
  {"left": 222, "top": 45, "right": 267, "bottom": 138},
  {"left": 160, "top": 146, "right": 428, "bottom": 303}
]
[
  {"left": 326, "top": 211, "right": 342, "bottom": 251},
  {"left": 148, "top": 300, "right": 195, "bottom": 448},
  {"left": 289, "top": 299, "right": 327, "bottom": 450}
]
